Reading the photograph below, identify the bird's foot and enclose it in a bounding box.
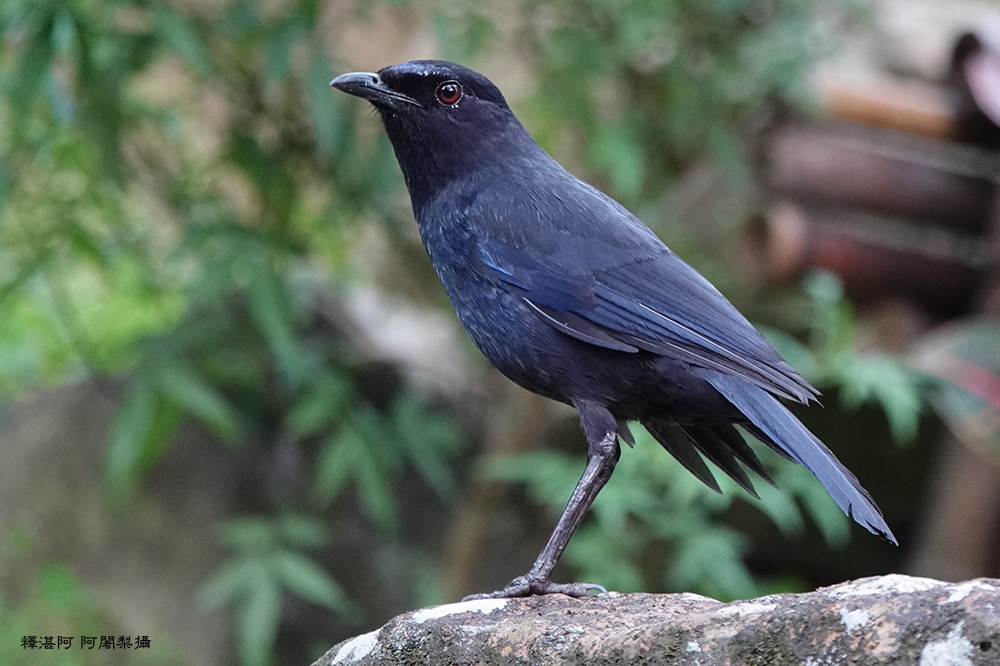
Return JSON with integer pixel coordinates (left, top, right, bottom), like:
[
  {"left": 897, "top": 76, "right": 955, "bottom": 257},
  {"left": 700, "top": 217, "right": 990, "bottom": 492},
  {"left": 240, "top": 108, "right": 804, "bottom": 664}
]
[{"left": 462, "top": 574, "right": 608, "bottom": 601}]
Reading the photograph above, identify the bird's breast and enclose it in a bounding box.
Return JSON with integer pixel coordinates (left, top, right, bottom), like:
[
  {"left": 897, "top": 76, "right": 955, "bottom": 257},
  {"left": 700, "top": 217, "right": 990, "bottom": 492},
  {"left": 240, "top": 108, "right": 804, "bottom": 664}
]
[{"left": 413, "top": 208, "right": 563, "bottom": 396}]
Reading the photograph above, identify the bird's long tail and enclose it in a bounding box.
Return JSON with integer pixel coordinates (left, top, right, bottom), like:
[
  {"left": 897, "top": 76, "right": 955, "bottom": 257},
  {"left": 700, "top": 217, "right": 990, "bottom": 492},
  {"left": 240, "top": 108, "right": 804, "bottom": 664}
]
[{"left": 690, "top": 368, "right": 896, "bottom": 544}]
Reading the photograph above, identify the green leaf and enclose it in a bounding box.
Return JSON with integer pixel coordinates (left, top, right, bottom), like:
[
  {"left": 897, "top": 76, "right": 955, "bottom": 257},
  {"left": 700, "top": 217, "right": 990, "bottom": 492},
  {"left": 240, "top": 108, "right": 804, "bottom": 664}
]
[
  {"left": 153, "top": 5, "right": 210, "bottom": 78},
  {"left": 778, "top": 464, "right": 850, "bottom": 547},
  {"left": 104, "top": 377, "right": 156, "bottom": 496},
  {"left": 273, "top": 551, "right": 352, "bottom": 615},
  {"left": 235, "top": 567, "right": 281, "bottom": 666},
  {"left": 669, "top": 530, "right": 756, "bottom": 600},
  {"left": 152, "top": 361, "right": 239, "bottom": 441},
  {"left": 9, "top": 11, "right": 54, "bottom": 110},
  {"left": 313, "top": 409, "right": 402, "bottom": 527},
  {"left": 288, "top": 373, "right": 352, "bottom": 437},
  {"left": 803, "top": 270, "right": 855, "bottom": 363},
  {"left": 391, "top": 393, "right": 460, "bottom": 499},
  {"left": 276, "top": 515, "right": 330, "bottom": 549},
  {"left": 246, "top": 268, "right": 308, "bottom": 390},
  {"left": 836, "top": 354, "right": 922, "bottom": 442},
  {"left": 751, "top": 480, "right": 805, "bottom": 536},
  {"left": 313, "top": 428, "right": 363, "bottom": 506},
  {"left": 227, "top": 132, "right": 295, "bottom": 218},
  {"left": 355, "top": 445, "right": 398, "bottom": 532},
  {"left": 564, "top": 524, "right": 644, "bottom": 593},
  {"left": 307, "top": 49, "right": 338, "bottom": 157},
  {"left": 221, "top": 518, "right": 277, "bottom": 552},
  {"left": 484, "top": 452, "right": 586, "bottom": 511},
  {"left": 0, "top": 249, "right": 53, "bottom": 303},
  {"left": 197, "top": 558, "right": 259, "bottom": 610}
]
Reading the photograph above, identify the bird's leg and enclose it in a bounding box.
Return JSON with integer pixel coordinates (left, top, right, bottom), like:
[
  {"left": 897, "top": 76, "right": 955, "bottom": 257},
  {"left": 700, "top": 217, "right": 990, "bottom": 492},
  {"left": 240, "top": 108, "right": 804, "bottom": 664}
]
[
  {"left": 520, "top": 431, "right": 619, "bottom": 596},
  {"left": 465, "top": 402, "right": 620, "bottom": 599}
]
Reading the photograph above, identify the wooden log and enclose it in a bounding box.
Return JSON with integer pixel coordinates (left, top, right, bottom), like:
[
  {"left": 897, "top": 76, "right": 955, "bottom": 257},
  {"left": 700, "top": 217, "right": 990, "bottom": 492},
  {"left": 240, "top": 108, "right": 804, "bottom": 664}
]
[
  {"left": 764, "top": 125, "right": 996, "bottom": 232},
  {"left": 812, "top": 71, "right": 962, "bottom": 140},
  {"left": 745, "top": 202, "right": 986, "bottom": 316}
]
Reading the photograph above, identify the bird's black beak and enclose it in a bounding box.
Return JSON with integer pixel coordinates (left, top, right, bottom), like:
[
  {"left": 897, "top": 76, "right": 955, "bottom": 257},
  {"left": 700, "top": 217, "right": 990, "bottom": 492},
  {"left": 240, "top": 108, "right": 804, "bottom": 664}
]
[{"left": 330, "top": 71, "right": 421, "bottom": 111}]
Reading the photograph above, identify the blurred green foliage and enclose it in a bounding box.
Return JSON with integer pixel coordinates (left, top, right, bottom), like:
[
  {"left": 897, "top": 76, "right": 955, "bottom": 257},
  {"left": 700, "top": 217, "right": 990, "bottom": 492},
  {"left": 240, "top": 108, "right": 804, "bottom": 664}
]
[
  {"left": 435, "top": 0, "right": 852, "bottom": 202},
  {"left": 0, "top": 0, "right": 921, "bottom": 664},
  {"left": 198, "top": 516, "right": 353, "bottom": 666},
  {"left": 763, "top": 271, "right": 924, "bottom": 443},
  {"left": 0, "top": 562, "right": 179, "bottom": 665},
  {"left": 0, "top": 0, "right": 451, "bottom": 662}
]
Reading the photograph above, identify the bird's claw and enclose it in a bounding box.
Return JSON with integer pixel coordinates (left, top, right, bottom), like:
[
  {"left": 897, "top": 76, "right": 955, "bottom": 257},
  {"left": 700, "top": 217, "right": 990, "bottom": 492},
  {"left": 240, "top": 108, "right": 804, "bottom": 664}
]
[{"left": 462, "top": 575, "right": 609, "bottom": 601}]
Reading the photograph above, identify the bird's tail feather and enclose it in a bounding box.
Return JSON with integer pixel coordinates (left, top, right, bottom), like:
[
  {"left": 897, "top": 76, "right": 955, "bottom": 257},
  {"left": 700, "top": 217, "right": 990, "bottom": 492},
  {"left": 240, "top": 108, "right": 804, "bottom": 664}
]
[
  {"left": 642, "top": 418, "right": 776, "bottom": 498},
  {"left": 696, "top": 368, "right": 897, "bottom": 545},
  {"left": 643, "top": 418, "right": 723, "bottom": 494}
]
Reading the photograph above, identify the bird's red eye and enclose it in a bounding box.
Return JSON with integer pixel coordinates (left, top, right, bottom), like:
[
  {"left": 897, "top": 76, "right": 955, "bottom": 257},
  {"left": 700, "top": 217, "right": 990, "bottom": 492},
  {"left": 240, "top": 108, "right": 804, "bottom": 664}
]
[{"left": 435, "top": 80, "right": 462, "bottom": 106}]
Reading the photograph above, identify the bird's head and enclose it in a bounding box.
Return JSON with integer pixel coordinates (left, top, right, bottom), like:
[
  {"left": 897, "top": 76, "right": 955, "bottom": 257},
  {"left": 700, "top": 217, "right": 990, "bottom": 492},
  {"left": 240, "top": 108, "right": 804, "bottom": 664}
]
[{"left": 331, "top": 60, "right": 532, "bottom": 207}]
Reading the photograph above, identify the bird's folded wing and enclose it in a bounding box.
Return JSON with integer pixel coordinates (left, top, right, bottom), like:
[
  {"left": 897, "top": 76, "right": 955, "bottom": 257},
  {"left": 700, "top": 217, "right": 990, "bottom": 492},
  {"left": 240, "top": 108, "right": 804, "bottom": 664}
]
[
  {"left": 479, "top": 238, "right": 816, "bottom": 404},
  {"left": 587, "top": 260, "right": 816, "bottom": 402}
]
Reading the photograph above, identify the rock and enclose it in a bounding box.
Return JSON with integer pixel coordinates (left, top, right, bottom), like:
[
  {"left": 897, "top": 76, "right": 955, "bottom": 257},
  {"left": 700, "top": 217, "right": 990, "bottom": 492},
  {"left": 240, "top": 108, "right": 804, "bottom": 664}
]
[{"left": 310, "top": 575, "right": 1000, "bottom": 665}]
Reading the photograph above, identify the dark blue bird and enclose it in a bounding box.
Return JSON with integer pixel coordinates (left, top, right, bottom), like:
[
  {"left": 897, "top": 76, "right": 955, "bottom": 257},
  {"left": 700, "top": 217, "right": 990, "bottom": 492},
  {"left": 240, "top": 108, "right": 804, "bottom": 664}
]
[{"left": 331, "top": 60, "right": 895, "bottom": 599}]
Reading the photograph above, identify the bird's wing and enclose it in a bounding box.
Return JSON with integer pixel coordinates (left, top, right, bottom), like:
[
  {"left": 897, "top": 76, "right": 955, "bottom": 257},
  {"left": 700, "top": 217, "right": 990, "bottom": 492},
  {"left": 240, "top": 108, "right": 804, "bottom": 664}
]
[
  {"left": 472, "top": 181, "right": 815, "bottom": 403},
  {"left": 588, "top": 254, "right": 817, "bottom": 402}
]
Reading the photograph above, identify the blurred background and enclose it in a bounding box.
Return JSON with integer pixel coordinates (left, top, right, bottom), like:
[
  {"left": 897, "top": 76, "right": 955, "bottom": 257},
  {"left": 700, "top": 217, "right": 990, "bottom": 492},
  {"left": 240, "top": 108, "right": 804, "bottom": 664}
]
[{"left": 1, "top": 0, "right": 999, "bottom": 664}]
